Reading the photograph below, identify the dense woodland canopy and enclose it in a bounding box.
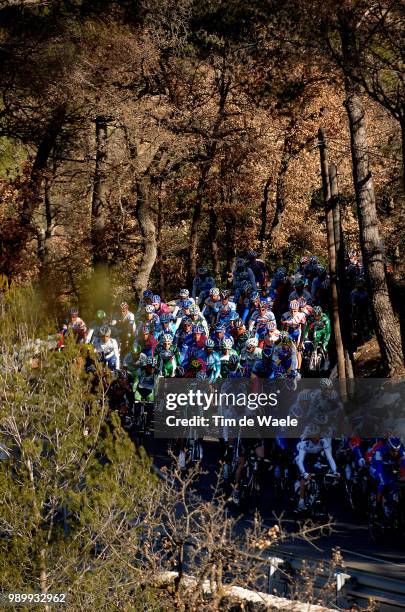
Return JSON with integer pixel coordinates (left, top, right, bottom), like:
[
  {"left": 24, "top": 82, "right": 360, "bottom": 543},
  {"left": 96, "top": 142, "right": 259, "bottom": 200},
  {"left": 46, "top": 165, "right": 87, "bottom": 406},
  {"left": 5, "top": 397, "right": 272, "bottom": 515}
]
[{"left": 0, "top": 0, "right": 404, "bottom": 372}]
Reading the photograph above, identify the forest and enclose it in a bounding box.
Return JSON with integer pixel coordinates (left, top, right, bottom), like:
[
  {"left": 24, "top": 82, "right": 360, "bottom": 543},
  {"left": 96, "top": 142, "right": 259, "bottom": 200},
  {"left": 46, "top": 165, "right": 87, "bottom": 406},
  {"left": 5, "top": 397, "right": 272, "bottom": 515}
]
[{"left": 0, "top": 0, "right": 404, "bottom": 374}]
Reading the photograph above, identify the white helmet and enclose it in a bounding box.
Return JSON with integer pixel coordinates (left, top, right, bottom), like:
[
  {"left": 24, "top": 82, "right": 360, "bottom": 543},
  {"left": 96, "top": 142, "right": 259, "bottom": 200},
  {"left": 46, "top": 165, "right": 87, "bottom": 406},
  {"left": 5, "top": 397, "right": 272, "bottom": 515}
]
[{"left": 246, "top": 337, "right": 258, "bottom": 349}]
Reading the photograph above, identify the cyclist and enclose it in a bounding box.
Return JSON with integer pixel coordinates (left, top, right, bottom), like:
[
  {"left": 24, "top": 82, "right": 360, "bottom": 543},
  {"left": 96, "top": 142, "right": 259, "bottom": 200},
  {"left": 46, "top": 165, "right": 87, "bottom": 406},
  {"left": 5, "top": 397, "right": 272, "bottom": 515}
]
[
  {"left": 220, "top": 289, "right": 237, "bottom": 312},
  {"left": 189, "top": 304, "right": 209, "bottom": 336},
  {"left": 241, "top": 337, "right": 262, "bottom": 376},
  {"left": 135, "top": 324, "right": 157, "bottom": 358},
  {"left": 369, "top": 437, "right": 405, "bottom": 518},
  {"left": 281, "top": 300, "right": 306, "bottom": 344},
  {"left": 219, "top": 337, "right": 238, "bottom": 377},
  {"left": 295, "top": 424, "right": 338, "bottom": 511},
  {"left": 152, "top": 294, "right": 170, "bottom": 316},
  {"left": 111, "top": 302, "right": 136, "bottom": 355},
  {"left": 272, "top": 332, "right": 298, "bottom": 380},
  {"left": 93, "top": 325, "right": 120, "bottom": 371},
  {"left": 211, "top": 323, "right": 232, "bottom": 350},
  {"left": 158, "top": 346, "right": 180, "bottom": 377},
  {"left": 173, "top": 289, "right": 195, "bottom": 319},
  {"left": 175, "top": 318, "right": 194, "bottom": 362},
  {"left": 233, "top": 257, "right": 257, "bottom": 293},
  {"left": 65, "top": 308, "right": 87, "bottom": 344},
  {"left": 303, "top": 306, "right": 331, "bottom": 369},
  {"left": 158, "top": 313, "right": 176, "bottom": 342},
  {"left": 192, "top": 266, "right": 216, "bottom": 303},
  {"left": 246, "top": 250, "right": 268, "bottom": 287},
  {"left": 233, "top": 319, "right": 250, "bottom": 354},
  {"left": 262, "top": 320, "right": 281, "bottom": 349},
  {"left": 289, "top": 278, "right": 312, "bottom": 305},
  {"left": 86, "top": 309, "right": 109, "bottom": 343},
  {"left": 201, "top": 287, "right": 222, "bottom": 326},
  {"left": 252, "top": 346, "right": 276, "bottom": 379},
  {"left": 199, "top": 338, "right": 221, "bottom": 383},
  {"left": 296, "top": 256, "right": 309, "bottom": 276}
]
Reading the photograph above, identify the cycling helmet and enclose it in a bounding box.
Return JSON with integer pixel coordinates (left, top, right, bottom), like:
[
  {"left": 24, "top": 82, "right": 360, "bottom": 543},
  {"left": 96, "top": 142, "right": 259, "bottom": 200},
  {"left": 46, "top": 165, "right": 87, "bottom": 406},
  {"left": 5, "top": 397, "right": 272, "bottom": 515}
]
[
  {"left": 262, "top": 346, "right": 273, "bottom": 359},
  {"left": 152, "top": 295, "right": 161, "bottom": 304},
  {"left": 289, "top": 300, "right": 299, "bottom": 310},
  {"left": 189, "top": 305, "right": 199, "bottom": 315},
  {"left": 179, "top": 289, "right": 189, "bottom": 298},
  {"left": 69, "top": 308, "right": 79, "bottom": 316},
  {"left": 309, "top": 256, "right": 318, "bottom": 265},
  {"left": 143, "top": 290, "right": 153, "bottom": 299},
  {"left": 198, "top": 266, "right": 208, "bottom": 276},
  {"left": 205, "top": 338, "right": 215, "bottom": 349},
  {"left": 220, "top": 289, "right": 230, "bottom": 300},
  {"left": 267, "top": 320, "right": 277, "bottom": 331},
  {"left": 146, "top": 356, "right": 157, "bottom": 367},
  {"left": 145, "top": 305, "right": 154, "bottom": 314},
  {"left": 100, "top": 325, "right": 111, "bottom": 336},
  {"left": 160, "top": 313, "right": 171, "bottom": 323},
  {"left": 182, "top": 318, "right": 193, "bottom": 327},
  {"left": 388, "top": 437, "right": 401, "bottom": 451},
  {"left": 320, "top": 378, "right": 333, "bottom": 390},
  {"left": 196, "top": 371, "right": 207, "bottom": 380},
  {"left": 294, "top": 278, "right": 305, "bottom": 288},
  {"left": 229, "top": 311, "right": 239, "bottom": 321},
  {"left": 234, "top": 318, "right": 244, "bottom": 329},
  {"left": 96, "top": 309, "right": 106, "bottom": 319},
  {"left": 250, "top": 291, "right": 260, "bottom": 301},
  {"left": 246, "top": 250, "right": 257, "bottom": 259},
  {"left": 246, "top": 338, "right": 258, "bottom": 349},
  {"left": 162, "top": 334, "right": 173, "bottom": 343},
  {"left": 120, "top": 302, "right": 129, "bottom": 309},
  {"left": 277, "top": 266, "right": 286, "bottom": 275},
  {"left": 298, "top": 390, "right": 312, "bottom": 402},
  {"left": 313, "top": 306, "right": 322, "bottom": 317},
  {"left": 193, "top": 324, "right": 205, "bottom": 334},
  {"left": 221, "top": 338, "right": 233, "bottom": 350},
  {"left": 298, "top": 297, "right": 307, "bottom": 307},
  {"left": 229, "top": 354, "right": 239, "bottom": 366},
  {"left": 142, "top": 324, "right": 151, "bottom": 333},
  {"left": 175, "top": 366, "right": 185, "bottom": 377},
  {"left": 215, "top": 324, "right": 226, "bottom": 333},
  {"left": 301, "top": 424, "right": 320, "bottom": 439},
  {"left": 300, "top": 256, "right": 309, "bottom": 264},
  {"left": 210, "top": 287, "right": 220, "bottom": 297}
]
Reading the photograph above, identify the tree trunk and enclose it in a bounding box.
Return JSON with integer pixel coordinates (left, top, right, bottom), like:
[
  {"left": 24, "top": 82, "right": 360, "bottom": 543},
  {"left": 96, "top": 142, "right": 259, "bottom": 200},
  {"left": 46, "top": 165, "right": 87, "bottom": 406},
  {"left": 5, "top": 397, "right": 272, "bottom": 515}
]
[
  {"left": 269, "top": 134, "right": 292, "bottom": 237},
  {"left": 156, "top": 185, "right": 165, "bottom": 296},
  {"left": 133, "top": 176, "right": 157, "bottom": 300},
  {"left": 400, "top": 114, "right": 405, "bottom": 194},
  {"left": 259, "top": 175, "right": 272, "bottom": 255},
  {"left": 339, "top": 7, "right": 404, "bottom": 376},
  {"left": 91, "top": 116, "right": 110, "bottom": 266},
  {"left": 329, "top": 163, "right": 354, "bottom": 378},
  {"left": 21, "top": 105, "right": 66, "bottom": 227},
  {"left": 318, "top": 128, "right": 346, "bottom": 383},
  {"left": 188, "top": 165, "right": 209, "bottom": 286},
  {"left": 208, "top": 201, "right": 220, "bottom": 278}
]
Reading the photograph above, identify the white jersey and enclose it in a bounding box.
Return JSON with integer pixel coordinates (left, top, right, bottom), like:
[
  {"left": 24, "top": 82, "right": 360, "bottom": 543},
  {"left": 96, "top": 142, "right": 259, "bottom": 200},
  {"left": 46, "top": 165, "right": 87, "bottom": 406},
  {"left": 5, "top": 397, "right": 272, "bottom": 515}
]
[
  {"left": 93, "top": 337, "right": 120, "bottom": 370},
  {"left": 295, "top": 438, "right": 336, "bottom": 476}
]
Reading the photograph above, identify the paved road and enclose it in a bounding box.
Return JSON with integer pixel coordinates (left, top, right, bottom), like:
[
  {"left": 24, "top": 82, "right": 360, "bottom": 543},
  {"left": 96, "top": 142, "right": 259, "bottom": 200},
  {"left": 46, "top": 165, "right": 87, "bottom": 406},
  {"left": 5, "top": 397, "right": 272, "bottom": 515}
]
[{"left": 143, "top": 437, "right": 405, "bottom": 583}]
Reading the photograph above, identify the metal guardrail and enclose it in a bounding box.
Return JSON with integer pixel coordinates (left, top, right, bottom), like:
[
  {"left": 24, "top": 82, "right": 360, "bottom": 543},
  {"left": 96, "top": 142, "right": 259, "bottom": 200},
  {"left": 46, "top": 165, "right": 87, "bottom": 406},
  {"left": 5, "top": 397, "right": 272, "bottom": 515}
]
[{"left": 267, "top": 552, "right": 405, "bottom": 611}]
